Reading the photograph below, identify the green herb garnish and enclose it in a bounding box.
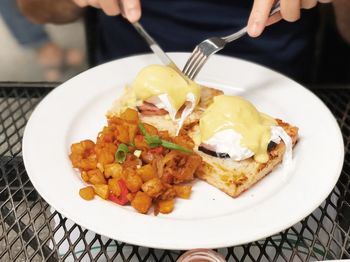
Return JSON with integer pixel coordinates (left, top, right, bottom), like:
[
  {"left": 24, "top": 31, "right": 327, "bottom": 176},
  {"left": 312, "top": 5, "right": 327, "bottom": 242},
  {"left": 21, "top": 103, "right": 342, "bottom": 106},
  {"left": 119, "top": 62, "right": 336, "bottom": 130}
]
[
  {"left": 115, "top": 143, "right": 128, "bottom": 163},
  {"left": 160, "top": 140, "right": 193, "bottom": 153},
  {"left": 138, "top": 122, "right": 192, "bottom": 153}
]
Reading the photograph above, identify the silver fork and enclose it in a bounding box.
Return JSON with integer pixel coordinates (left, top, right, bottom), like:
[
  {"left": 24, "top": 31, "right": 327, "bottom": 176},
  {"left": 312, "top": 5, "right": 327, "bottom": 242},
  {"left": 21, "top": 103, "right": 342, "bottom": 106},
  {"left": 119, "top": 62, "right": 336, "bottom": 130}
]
[{"left": 182, "top": 1, "right": 281, "bottom": 80}]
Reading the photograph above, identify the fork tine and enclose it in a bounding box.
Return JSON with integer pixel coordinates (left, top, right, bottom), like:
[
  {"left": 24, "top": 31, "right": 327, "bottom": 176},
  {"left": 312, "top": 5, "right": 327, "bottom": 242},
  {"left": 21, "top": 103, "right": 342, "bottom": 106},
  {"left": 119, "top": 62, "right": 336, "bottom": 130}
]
[
  {"left": 190, "top": 56, "right": 209, "bottom": 80},
  {"left": 185, "top": 51, "right": 205, "bottom": 78},
  {"left": 183, "top": 47, "right": 201, "bottom": 76},
  {"left": 187, "top": 53, "right": 207, "bottom": 80}
]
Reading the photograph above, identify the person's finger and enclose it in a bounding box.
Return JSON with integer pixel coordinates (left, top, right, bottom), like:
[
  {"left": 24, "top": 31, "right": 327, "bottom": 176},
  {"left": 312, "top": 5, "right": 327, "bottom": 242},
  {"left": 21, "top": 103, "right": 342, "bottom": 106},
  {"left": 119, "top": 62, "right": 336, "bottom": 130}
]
[
  {"left": 266, "top": 12, "right": 282, "bottom": 26},
  {"left": 121, "top": 0, "right": 141, "bottom": 22},
  {"left": 87, "top": 0, "right": 101, "bottom": 8},
  {"left": 99, "top": 0, "right": 120, "bottom": 16},
  {"left": 281, "top": 0, "right": 301, "bottom": 22},
  {"left": 301, "top": 0, "right": 317, "bottom": 9},
  {"left": 318, "top": 0, "right": 332, "bottom": 3},
  {"left": 247, "top": 0, "right": 275, "bottom": 37},
  {"left": 73, "top": 0, "right": 88, "bottom": 7}
]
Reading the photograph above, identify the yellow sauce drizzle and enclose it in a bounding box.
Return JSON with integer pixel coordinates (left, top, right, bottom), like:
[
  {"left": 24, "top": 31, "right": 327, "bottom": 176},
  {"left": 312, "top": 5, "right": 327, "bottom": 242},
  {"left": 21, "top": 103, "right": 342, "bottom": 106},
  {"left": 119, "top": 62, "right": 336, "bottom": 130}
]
[{"left": 132, "top": 65, "right": 200, "bottom": 111}]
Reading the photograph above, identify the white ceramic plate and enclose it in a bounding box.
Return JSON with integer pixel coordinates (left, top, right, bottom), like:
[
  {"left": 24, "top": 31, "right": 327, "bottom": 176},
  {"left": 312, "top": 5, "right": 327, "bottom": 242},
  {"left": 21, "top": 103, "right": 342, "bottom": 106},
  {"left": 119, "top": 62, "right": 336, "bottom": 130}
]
[{"left": 23, "top": 53, "right": 344, "bottom": 250}]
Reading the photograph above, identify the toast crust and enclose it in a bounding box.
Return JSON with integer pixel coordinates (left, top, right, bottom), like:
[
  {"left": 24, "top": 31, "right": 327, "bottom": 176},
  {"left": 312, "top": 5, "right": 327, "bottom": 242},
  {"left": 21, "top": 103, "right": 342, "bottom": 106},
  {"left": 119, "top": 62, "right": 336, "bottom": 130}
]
[{"left": 193, "top": 120, "right": 299, "bottom": 197}]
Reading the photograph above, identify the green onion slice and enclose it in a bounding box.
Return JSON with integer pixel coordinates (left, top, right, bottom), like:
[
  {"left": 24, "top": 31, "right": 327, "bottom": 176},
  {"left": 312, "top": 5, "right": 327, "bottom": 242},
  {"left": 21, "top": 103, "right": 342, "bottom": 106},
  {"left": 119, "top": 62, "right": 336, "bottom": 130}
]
[
  {"left": 115, "top": 143, "right": 128, "bottom": 163},
  {"left": 138, "top": 122, "right": 192, "bottom": 153},
  {"left": 161, "top": 140, "right": 192, "bottom": 153},
  {"left": 138, "top": 122, "right": 148, "bottom": 137}
]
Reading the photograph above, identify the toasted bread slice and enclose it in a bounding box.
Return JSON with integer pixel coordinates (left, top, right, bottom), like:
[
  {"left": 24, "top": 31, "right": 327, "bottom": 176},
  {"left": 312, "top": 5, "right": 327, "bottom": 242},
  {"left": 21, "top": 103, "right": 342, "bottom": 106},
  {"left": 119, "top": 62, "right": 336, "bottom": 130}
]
[
  {"left": 189, "top": 119, "right": 299, "bottom": 197},
  {"left": 107, "top": 85, "right": 223, "bottom": 136}
]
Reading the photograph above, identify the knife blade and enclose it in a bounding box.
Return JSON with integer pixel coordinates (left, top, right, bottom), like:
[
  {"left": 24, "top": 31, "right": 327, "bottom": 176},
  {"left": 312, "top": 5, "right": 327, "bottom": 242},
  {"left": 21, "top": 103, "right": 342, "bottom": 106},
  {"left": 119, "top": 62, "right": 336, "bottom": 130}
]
[{"left": 132, "top": 22, "right": 189, "bottom": 83}]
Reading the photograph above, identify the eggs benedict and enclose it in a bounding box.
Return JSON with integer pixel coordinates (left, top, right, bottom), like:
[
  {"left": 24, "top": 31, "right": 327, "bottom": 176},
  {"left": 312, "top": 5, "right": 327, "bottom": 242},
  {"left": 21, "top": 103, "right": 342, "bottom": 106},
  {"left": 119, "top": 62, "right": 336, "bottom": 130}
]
[
  {"left": 187, "top": 95, "right": 299, "bottom": 197},
  {"left": 108, "top": 64, "right": 202, "bottom": 135},
  {"left": 198, "top": 95, "right": 292, "bottom": 164}
]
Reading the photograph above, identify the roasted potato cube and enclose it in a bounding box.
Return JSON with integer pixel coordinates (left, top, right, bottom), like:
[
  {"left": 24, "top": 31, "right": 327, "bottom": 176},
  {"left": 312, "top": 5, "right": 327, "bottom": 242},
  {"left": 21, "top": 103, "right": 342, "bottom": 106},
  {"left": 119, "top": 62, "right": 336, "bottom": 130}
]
[
  {"left": 81, "top": 171, "right": 89, "bottom": 182},
  {"left": 88, "top": 169, "right": 106, "bottom": 185},
  {"left": 137, "top": 164, "right": 156, "bottom": 182},
  {"left": 70, "top": 142, "right": 84, "bottom": 155},
  {"left": 79, "top": 186, "right": 95, "bottom": 200},
  {"left": 79, "top": 159, "right": 97, "bottom": 171},
  {"left": 141, "top": 178, "right": 163, "bottom": 198},
  {"left": 104, "top": 163, "right": 123, "bottom": 179},
  {"left": 157, "top": 199, "right": 174, "bottom": 214},
  {"left": 160, "top": 187, "right": 176, "bottom": 200},
  {"left": 127, "top": 192, "right": 137, "bottom": 202},
  {"left": 131, "top": 192, "right": 152, "bottom": 214},
  {"left": 107, "top": 116, "right": 124, "bottom": 125},
  {"left": 127, "top": 123, "right": 138, "bottom": 143},
  {"left": 116, "top": 124, "right": 130, "bottom": 144},
  {"left": 108, "top": 178, "right": 121, "bottom": 196},
  {"left": 134, "top": 135, "right": 148, "bottom": 150},
  {"left": 120, "top": 108, "right": 139, "bottom": 123},
  {"left": 143, "top": 123, "right": 158, "bottom": 136},
  {"left": 97, "top": 150, "right": 114, "bottom": 165},
  {"left": 158, "top": 131, "right": 170, "bottom": 141},
  {"left": 174, "top": 185, "right": 192, "bottom": 199},
  {"left": 94, "top": 184, "right": 109, "bottom": 199},
  {"left": 125, "top": 173, "right": 143, "bottom": 193}
]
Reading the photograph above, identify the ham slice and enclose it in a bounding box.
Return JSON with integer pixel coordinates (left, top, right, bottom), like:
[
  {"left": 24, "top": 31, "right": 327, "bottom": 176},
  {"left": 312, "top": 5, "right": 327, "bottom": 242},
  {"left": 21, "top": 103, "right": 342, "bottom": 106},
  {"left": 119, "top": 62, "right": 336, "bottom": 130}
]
[{"left": 137, "top": 102, "right": 168, "bottom": 116}]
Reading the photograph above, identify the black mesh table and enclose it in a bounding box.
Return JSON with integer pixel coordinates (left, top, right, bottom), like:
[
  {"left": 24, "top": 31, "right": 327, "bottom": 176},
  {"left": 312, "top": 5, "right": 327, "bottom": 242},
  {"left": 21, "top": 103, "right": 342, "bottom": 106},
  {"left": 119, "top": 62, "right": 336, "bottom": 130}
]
[{"left": 0, "top": 82, "right": 349, "bottom": 262}]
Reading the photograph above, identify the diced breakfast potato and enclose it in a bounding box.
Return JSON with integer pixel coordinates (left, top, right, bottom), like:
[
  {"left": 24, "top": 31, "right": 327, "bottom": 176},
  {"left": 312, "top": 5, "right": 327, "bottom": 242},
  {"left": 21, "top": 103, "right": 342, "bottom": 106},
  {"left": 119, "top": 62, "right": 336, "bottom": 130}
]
[
  {"left": 70, "top": 108, "right": 203, "bottom": 216},
  {"left": 116, "top": 124, "right": 130, "bottom": 144},
  {"left": 143, "top": 123, "right": 158, "bottom": 136},
  {"left": 79, "top": 186, "right": 95, "bottom": 200},
  {"left": 131, "top": 192, "right": 152, "bottom": 214},
  {"left": 127, "top": 123, "right": 138, "bottom": 142},
  {"left": 134, "top": 135, "right": 148, "bottom": 150},
  {"left": 120, "top": 108, "right": 139, "bottom": 122},
  {"left": 81, "top": 171, "right": 89, "bottom": 182},
  {"left": 127, "top": 192, "right": 136, "bottom": 202},
  {"left": 159, "top": 187, "right": 176, "bottom": 200},
  {"left": 79, "top": 159, "right": 97, "bottom": 171},
  {"left": 94, "top": 184, "right": 109, "bottom": 199},
  {"left": 104, "top": 163, "right": 123, "bottom": 179},
  {"left": 157, "top": 199, "right": 174, "bottom": 214},
  {"left": 137, "top": 164, "right": 156, "bottom": 182},
  {"left": 108, "top": 178, "right": 121, "bottom": 196},
  {"left": 88, "top": 169, "right": 106, "bottom": 185},
  {"left": 141, "top": 178, "right": 163, "bottom": 198},
  {"left": 97, "top": 150, "right": 114, "bottom": 165},
  {"left": 125, "top": 173, "right": 143, "bottom": 193},
  {"left": 174, "top": 185, "right": 192, "bottom": 199}
]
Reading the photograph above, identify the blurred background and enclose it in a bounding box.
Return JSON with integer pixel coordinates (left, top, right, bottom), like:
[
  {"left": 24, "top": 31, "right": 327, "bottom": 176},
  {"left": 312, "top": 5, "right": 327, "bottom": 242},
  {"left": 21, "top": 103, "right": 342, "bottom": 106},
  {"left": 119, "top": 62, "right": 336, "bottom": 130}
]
[
  {"left": 0, "top": 2, "right": 349, "bottom": 84},
  {"left": 0, "top": 9, "right": 87, "bottom": 82}
]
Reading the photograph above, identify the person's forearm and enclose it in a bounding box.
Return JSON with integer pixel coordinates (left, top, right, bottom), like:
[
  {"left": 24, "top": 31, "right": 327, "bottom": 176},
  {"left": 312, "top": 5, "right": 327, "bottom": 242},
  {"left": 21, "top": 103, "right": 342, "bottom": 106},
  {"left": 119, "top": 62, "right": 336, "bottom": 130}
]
[
  {"left": 332, "top": 0, "right": 350, "bottom": 44},
  {"left": 16, "top": 0, "right": 82, "bottom": 24}
]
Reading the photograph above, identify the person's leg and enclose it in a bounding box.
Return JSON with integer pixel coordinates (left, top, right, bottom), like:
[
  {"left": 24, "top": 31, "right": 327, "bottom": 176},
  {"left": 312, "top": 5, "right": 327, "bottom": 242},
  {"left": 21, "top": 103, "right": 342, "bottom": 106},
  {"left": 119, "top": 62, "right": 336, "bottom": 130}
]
[
  {"left": 0, "top": 0, "right": 49, "bottom": 48},
  {"left": 0, "top": 0, "right": 65, "bottom": 80}
]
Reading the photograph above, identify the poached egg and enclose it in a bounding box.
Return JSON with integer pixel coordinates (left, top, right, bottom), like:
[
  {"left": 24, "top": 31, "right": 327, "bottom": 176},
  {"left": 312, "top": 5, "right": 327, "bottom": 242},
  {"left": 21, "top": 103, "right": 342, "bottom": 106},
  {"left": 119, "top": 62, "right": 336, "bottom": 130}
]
[
  {"left": 199, "top": 95, "right": 293, "bottom": 164},
  {"left": 132, "top": 65, "right": 201, "bottom": 133}
]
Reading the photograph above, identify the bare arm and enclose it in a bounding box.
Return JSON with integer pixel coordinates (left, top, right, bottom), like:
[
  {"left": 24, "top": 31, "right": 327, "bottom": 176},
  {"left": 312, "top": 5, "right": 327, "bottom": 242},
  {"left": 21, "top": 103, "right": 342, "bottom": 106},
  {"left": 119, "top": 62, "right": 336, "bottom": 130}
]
[
  {"left": 16, "top": 0, "right": 82, "bottom": 24},
  {"left": 332, "top": 0, "right": 350, "bottom": 43}
]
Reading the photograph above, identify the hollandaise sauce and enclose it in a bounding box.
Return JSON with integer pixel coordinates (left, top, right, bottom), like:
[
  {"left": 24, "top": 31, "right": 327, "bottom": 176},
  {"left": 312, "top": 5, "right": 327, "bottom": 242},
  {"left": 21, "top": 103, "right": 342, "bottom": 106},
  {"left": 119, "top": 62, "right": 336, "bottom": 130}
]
[
  {"left": 132, "top": 65, "right": 200, "bottom": 112},
  {"left": 200, "top": 95, "right": 277, "bottom": 163}
]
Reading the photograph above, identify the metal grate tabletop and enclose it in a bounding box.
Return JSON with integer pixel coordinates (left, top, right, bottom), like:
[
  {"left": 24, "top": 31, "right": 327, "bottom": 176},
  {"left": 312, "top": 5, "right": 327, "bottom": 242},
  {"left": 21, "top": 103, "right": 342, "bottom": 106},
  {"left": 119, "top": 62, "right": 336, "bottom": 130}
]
[{"left": 0, "top": 82, "right": 349, "bottom": 262}]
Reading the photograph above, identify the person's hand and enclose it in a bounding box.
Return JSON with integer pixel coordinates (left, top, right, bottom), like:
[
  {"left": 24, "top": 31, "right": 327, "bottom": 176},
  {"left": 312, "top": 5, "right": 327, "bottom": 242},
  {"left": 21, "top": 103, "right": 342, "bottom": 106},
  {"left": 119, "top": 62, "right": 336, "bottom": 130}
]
[
  {"left": 247, "top": 0, "right": 332, "bottom": 37},
  {"left": 72, "top": 0, "right": 141, "bottom": 22}
]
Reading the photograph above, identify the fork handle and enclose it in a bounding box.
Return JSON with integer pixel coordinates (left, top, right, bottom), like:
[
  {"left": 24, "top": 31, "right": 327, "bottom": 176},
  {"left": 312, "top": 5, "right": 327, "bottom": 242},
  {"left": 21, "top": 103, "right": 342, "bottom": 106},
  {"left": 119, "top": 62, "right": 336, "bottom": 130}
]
[{"left": 222, "top": 0, "right": 281, "bottom": 43}]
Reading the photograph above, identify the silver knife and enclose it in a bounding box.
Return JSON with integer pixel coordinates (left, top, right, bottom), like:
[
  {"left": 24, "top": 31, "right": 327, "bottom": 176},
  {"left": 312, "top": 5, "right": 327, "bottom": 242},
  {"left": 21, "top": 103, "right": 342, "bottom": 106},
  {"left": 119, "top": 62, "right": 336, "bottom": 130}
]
[{"left": 132, "top": 22, "right": 189, "bottom": 83}]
